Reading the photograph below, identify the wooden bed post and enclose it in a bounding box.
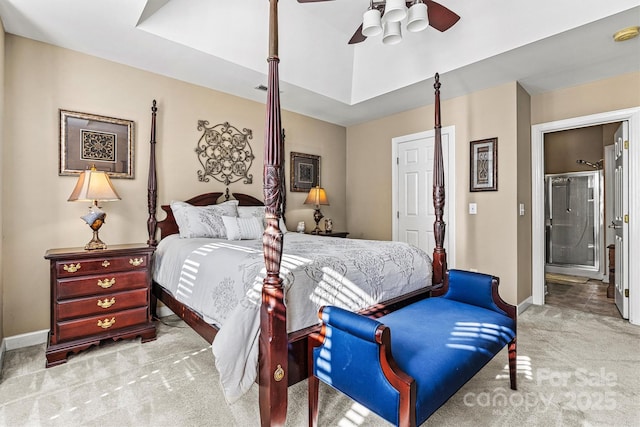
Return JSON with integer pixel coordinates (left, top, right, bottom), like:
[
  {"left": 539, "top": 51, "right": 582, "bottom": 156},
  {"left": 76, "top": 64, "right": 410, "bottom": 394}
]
[
  {"left": 147, "top": 99, "right": 158, "bottom": 247},
  {"left": 432, "top": 74, "right": 447, "bottom": 285},
  {"left": 260, "top": 0, "right": 288, "bottom": 426}
]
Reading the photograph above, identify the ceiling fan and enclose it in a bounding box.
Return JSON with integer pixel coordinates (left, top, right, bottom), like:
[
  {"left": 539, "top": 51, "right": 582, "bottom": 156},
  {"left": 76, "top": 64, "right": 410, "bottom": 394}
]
[{"left": 297, "top": 0, "right": 460, "bottom": 45}]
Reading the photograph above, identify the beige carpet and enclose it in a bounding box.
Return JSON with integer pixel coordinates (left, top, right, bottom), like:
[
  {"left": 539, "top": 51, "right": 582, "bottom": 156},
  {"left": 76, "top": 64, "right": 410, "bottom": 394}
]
[{"left": 1, "top": 305, "right": 639, "bottom": 426}]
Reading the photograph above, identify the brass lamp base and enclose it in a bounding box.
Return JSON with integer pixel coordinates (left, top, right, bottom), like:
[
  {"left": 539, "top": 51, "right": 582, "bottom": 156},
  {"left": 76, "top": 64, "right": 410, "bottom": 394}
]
[{"left": 85, "top": 230, "right": 107, "bottom": 250}]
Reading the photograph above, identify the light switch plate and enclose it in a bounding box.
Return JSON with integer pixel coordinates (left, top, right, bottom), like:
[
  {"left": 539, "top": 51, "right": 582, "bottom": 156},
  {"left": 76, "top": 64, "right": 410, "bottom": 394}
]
[{"left": 469, "top": 203, "right": 477, "bottom": 215}]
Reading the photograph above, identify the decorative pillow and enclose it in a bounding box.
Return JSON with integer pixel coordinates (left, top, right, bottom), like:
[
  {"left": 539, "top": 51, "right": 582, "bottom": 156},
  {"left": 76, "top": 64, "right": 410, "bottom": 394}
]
[
  {"left": 237, "top": 205, "right": 288, "bottom": 233},
  {"left": 171, "top": 200, "right": 239, "bottom": 238},
  {"left": 237, "top": 205, "right": 266, "bottom": 221},
  {"left": 222, "top": 215, "right": 264, "bottom": 240}
]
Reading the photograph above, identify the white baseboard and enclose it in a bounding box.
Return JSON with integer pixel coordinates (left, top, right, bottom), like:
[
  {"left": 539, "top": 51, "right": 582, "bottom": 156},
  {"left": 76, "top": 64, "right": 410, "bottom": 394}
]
[
  {"left": 4, "top": 329, "right": 49, "bottom": 351},
  {"left": 0, "top": 338, "right": 6, "bottom": 370},
  {"left": 518, "top": 296, "right": 534, "bottom": 314}
]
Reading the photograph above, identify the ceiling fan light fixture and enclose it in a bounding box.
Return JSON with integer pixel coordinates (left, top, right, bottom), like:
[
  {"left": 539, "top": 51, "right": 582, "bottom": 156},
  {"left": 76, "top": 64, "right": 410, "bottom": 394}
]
[
  {"left": 407, "top": 1, "right": 429, "bottom": 32},
  {"left": 362, "top": 8, "right": 383, "bottom": 37},
  {"left": 382, "top": 21, "right": 403, "bottom": 45},
  {"left": 384, "top": 0, "right": 407, "bottom": 23}
]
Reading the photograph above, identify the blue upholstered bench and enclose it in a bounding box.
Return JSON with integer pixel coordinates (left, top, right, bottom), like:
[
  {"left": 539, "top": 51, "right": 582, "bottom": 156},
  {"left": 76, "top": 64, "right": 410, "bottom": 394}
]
[{"left": 308, "top": 269, "right": 517, "bottom": 427}]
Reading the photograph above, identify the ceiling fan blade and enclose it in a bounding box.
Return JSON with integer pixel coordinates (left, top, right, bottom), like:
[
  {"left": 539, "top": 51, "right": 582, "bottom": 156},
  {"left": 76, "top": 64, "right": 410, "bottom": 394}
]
[
  {"left": 425, "top": 0, "right": 460, "bottom": 32},
  {"left": 348, "top": 24, "right": 367, "bottom": 44},
  {"left": 297, "top": 0, "right": 334, "bottom": 3}
]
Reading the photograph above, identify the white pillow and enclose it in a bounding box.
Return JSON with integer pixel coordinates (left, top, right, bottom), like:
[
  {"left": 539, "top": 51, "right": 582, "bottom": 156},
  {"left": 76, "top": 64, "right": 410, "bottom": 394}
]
[
  {"left": 222, "top": 215, "right": 264, "bottom": 240},
  {"left": 171, "top": 200, "right": 239, "bottom": 238},
  {"left": 237, "top": 205, "right": 265, "bottom": 220},
  {"left": 237, "top": 205, "right": 288, "bottom": 233}
]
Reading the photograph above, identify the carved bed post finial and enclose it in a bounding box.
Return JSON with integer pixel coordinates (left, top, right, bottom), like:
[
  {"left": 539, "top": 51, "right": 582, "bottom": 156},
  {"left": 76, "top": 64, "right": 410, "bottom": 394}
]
[
  {"left": 147, "top": 99, "right": 158, "bottom": 247},
  {"left": 259, "top": 1, "right": 288, "bottom": 426},
  {"left": 432, "top": 74, "right": 447, "bottom": 285}
]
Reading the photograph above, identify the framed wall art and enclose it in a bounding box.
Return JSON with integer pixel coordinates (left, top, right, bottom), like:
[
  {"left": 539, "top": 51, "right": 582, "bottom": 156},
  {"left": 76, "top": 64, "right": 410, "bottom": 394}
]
[
  {"left": 59, "top": 110, "right": 134, "bottom": 179},
  {"left": 470, "top": 137, "right": 498, "bottom": 192},
  {"left": 290, "top": 152, "right": 320, "bottom": 192}
]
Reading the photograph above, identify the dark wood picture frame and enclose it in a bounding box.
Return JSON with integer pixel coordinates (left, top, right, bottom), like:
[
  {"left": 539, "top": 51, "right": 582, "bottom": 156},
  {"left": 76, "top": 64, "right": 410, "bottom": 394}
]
[
  {"left": 59, "top": 109, "right": 134, "bottom": 179},
  {"left": 290, "top": 152, "right": 320, "bottom": 192},
  {"left": 470, "top": 138, "right": 498, "bottom": 192}
]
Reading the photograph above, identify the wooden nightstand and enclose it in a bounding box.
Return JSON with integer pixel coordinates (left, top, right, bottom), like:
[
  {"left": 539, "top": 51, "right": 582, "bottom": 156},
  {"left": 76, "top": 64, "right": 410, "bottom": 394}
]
[
  {"left": 44, "top": 244, "right": 157, "bottom": 367},
  {"left": 307, "top": 231, "right": 349, "bottom": 238}
]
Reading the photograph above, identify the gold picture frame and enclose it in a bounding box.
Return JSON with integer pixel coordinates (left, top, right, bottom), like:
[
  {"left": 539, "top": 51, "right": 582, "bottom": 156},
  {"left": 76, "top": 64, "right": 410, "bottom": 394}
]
[{"left": 59, "top": 110, "right": 134, "bottom": 179}]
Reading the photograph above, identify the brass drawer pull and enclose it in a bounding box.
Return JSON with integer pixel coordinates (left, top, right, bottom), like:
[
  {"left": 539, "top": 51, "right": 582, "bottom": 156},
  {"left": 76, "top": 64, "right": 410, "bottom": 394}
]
[
  {"left": 97, "top": 297, "right": 116, "bottom": 309},
  {"left": 129, "top": 258, "right": 144, "bottom": 267},
  {"left": 63, "top": 263, "right": 81, "bottom": 273},
  {"left": 102, "top": 260, "right": 111, "bottom": 268},
  {"left": 97, "top": 278, "right": 116, "bottom": 289},
  {"left": 97, "top": 317, "right": 116, "bottom": 329}
]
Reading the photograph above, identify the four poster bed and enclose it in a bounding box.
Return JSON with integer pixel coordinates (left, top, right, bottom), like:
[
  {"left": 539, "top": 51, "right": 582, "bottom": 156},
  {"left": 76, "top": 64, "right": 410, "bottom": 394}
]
[{"left": 146, "top": 1, "right": 448, "bottom": 425}]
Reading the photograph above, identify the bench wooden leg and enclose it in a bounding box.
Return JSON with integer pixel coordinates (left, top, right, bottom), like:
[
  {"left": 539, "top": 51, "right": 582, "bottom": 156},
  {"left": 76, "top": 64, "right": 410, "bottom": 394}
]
[
  {"left": 508, "top": 337, "right": 517, "bottom": 390},
  {"left": 308, "top": 373, "right": 319, "bottom": 427},
  {"left": 308, "top": 331, "right": 321, "bottom": 427}
]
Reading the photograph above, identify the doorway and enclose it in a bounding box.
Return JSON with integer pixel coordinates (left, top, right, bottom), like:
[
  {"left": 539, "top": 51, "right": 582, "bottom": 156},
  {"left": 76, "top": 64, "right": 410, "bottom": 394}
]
[{"left": 531, "top": 107, "right": 640, "bottom": 325}]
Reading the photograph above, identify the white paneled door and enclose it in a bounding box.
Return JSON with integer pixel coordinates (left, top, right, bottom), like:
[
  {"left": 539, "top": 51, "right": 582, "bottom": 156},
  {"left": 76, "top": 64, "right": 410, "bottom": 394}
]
[
  {"left": 613, "top": 122, "right": 629, "bottom": 319},
  {"left": 393, "top": 128, "right": 453, "bottom": 259}
]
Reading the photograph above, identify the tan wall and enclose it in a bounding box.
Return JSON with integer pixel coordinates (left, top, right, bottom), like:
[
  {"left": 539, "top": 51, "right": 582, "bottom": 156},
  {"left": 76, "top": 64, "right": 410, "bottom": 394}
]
[
  {"left": 531, "top": 72, "right": 640, "bottom": 125},
  {"left": 0, "top": 20, "right": 5, "bottom": 343},
  {"left": 544, "top": 126, "right": 605, "bottom": 174},
  {"left": 346, "top": 72, "right": 640, "bottom": 306},
  {"left": 516, "top": 84, "right": 532, "bottom": 304},
  {"left": 2, "top": 35, "right": 346, "bottom": 337},
  {"left": 347, "top": 82, "right": 522, "bottom": 305}
]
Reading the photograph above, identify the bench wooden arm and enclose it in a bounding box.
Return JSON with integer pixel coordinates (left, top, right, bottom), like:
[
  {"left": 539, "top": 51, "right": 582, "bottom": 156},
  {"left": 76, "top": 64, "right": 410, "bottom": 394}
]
[
  {"left": 440, "top": 269, "right": 516, "bottom": 320},
  {"left": 310, "top": 306, "right": 415, "bottom": 426}
]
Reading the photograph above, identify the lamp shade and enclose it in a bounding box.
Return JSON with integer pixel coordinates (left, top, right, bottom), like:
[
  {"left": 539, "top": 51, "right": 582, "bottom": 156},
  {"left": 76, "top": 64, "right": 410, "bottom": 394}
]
[
  {"left": 383, "top": 0, "right": 407, "bottom": 23},
  {"left": 362, "top": 8, "right": 383, "bottom": 37},
  {"left": 383, "top": 21, "right": 403, "bottom": 45},
  {"left": 407, "top": 1, "right": 429, "bottom": 32},
  {"left": 304, "top": 186, "right": 329, "bottom": 207},
  {"left": 68, "top": 167, "right": 121, "bottom": 203}
]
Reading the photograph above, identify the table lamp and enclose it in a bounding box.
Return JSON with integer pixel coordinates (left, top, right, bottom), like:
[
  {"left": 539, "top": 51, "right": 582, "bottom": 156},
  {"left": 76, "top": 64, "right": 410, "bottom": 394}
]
[
  {"left": 304, "top": 186, "right": 329, "bottom": 234},
  {"left": 68, "top": 165, "right": 121, "bottom": 250}
]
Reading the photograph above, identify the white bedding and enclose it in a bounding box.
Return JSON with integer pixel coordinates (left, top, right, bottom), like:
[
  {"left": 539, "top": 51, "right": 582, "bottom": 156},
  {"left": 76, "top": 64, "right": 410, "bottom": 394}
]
[{"left": 153, "top": 232, "right": 432, "bottom": 402}]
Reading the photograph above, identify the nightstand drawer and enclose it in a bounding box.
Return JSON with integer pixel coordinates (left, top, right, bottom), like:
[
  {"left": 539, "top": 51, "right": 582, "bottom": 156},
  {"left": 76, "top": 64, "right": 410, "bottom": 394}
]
[
  {"left": 57, "top": 270, "right": 148, "bottom": 300},
  {"left": 55, "top": 253, "right": 150, "bottom": 278},
  {"left": 57, "top": 288, "right": 149, "bottom": 321},
  {"left": 56, "top": 307, "right": 149, "bottom": 342}
]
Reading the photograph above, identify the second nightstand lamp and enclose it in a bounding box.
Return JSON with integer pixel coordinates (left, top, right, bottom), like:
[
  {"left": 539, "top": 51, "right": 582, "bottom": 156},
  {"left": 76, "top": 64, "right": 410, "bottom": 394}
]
[
  {"left": 68, "top": 165, "right": 121, "bottom": 250},
  {"left": 304, "top": 186, "right": 329, "bottom": 235}
]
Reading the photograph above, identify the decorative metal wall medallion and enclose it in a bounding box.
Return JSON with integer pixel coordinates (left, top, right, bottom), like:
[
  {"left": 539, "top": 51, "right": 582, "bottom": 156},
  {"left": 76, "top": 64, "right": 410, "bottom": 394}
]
[{"left": 196, "top": 120, "right": 254, "bottom": 185}]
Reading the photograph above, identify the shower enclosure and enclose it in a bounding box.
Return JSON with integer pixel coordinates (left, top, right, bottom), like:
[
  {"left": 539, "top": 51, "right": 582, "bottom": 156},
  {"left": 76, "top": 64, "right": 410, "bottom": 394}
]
[{"left": 545, "top": 170, "right": 604, "bottom": 278}]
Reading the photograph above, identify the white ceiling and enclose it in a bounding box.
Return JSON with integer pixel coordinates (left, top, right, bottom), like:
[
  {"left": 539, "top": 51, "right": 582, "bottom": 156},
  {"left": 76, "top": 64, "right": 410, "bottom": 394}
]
[{"left": 1, "top": 0, "right": 639, "bottom": 126}]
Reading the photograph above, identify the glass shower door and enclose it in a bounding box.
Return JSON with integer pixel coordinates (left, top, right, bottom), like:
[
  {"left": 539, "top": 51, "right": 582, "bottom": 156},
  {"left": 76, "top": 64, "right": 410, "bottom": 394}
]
[{"left": 545, "top": 171, "right": 601, "bottom": 271}]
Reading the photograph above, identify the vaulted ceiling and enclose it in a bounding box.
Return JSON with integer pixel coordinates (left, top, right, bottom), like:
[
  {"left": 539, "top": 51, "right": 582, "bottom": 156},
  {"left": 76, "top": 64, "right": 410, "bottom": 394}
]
[{"left": 1, "top": 0, "right": 639, "bottom": 125}]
